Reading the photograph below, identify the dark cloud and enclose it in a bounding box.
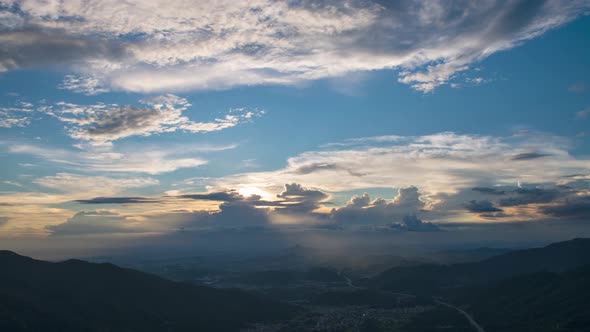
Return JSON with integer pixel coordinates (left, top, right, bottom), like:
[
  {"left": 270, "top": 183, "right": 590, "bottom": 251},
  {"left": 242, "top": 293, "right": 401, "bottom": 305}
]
[
  {"left": 277, "top": 183, "right": 328, "bottom": 201},
  {"left": 540, "top": 196, "right": 590, "bottom": 219},
  {"left": 74, "top": 197, "right": 158, "bottom": 204},
  {"left": 292, "top": 163, "right": 364, "bottom": 177},
  {"left": 276, "top": 183, "right": 329, "bottom": 214},
  {"left": 0, "top": 28, "right": 126, "bottom": 71},
  {"left": 0, "top": 217, "right": 8, "bottom": 227},
  {"left": 479, "top": 212, "right": 510, "bottom": 219},
  {"left": 472, "top": 187, "right": 506, "bottom": 195},
  {"left": 389, "top": 214, "right": 440, "bottom": 232},
  {"left": 511, "top": 152, "right": 551, "bottom": 160},
  {"left": 499, "top": 188, "right": 561, "bottom": 207},
  {"left": 178, "top": 191, "right": 243, "bottom": 202},
  {"left": 465, "top": 200, "right": 503, "bottom": 213},
  {"left": 205, "top": 201, "right": 271, "bottom": 227}
]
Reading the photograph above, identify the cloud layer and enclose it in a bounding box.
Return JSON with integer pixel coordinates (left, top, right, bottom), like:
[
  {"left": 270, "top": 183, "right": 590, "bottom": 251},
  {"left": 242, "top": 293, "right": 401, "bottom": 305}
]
[
  {"left": 1, "top": 0, "right": 587, "bottom": 93},
  {"left": 40, "top": 94, "right": 261, "bottom": 145}
]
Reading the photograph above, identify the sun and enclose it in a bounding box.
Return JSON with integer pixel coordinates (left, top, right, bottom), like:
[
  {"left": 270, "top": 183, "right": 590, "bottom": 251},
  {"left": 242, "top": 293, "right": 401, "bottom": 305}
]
[{"left": 237, "top": 186, "right": 273, "bottom": 200}]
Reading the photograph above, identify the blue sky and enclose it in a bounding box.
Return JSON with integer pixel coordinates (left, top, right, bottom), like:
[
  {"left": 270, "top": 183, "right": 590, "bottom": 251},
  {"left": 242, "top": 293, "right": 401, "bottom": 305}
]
[{"left": 1, "top": 1, "right": 590, "bottom": 255}]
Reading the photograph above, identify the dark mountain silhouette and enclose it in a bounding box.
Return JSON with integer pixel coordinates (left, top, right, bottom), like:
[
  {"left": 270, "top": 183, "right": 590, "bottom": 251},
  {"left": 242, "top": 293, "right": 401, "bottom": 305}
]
[
  {"left": 0, "top": 250, "right": 297, "bottom": 332},
  {"left": 366, "top": 238, "right": 590, "bottom": 294},
  {"left": 453, "top": 265, "right": 590, "bottom": 332}
]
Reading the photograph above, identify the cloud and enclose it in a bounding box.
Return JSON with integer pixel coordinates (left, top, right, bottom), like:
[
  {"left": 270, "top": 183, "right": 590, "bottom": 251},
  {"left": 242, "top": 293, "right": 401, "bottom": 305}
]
[
  {"left": 0, "top": 28, "right": 126, "bottom": 72},
  {"left": 204, "top": 200, "right": 271, "bottom": 228},
  {"left": 0, "top": 105, "right": 33, "bottom": 128},
  {"left": 58, "top": 75, "right": 110, "bottom": 95},
  {"left": 214, "top": 132, "right": 590, "bottom": 196},
  {"left": 0, "top": 217, "right": 8, "bottom": 227},
  {"left": 465, "top": 200, "right": 504, "bottom": 213},
  {"left": 177, "top": 191, "right": 244, "bottom": 202},
  {"left": 540, "top": 195, "right": 590, "bottom": 219},
  {"left": 47, "top": 210, "right": 144, "bottom": 236},
  {"left": 40, "top": 95, "right": 262, "bottom": 145},
  {"left": 569, "top": 83, "right": 589, "bottom": 93},
  {"left": 276, "top": 183, "right": 329, "bottom": 214},
  {"left": 330, "top": 186, "right": 426, "bottom": 225},
  {"left": 511, "top": 152, "right": 551, "bottom": 160},
  {"left": 472, "top": 187, "right": 506, "bottom": 195},
  {"left": 389, "top": 214, "right": 440, "bottom": 232},
  {"left": 576, "top": 108, "right": 590, "bottom": 119},
  {"left": 33, "top": 173, "right": 158, "bottom": 196},
  {"left": 5, "top": 141, "right": 237, "bottom": 174},
  {"left": 74, "top": 197, "right": 158, "bottom": 204},
  {"left": 498, "top": 187, "right": 562, "bottom": 207},
  {"left": 1, "top": 1, "right": 587, "bottom": 92}
]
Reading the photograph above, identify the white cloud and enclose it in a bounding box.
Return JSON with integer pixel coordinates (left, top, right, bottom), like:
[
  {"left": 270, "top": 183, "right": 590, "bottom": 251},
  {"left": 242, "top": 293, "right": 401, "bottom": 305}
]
[
  {"left": 212, "top": 132, "right": 590, "bottom": 198},
  {"left": 331, "top": 186, "right": 426, "bottom": 225},
  {"left": 38, "top": 94, "right": 262, "bottom": 145},
  {"left": 0, "top": 0, "right": 586, "bottom": 92},
  {"left": 33, "top": 173, "right": 158, "bottom": 196},
  {"left": 0, "top": 106, "right": 33, "bottom": 128},
  {"left": 5, "top": 141, "right": 236, "bottom": 174},
  {"left": 58, "top": 75, "right": 110, "bottom": 95}
]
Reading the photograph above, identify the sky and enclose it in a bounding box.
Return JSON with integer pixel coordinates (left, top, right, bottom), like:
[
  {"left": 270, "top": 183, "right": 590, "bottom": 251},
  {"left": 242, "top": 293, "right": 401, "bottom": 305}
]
[{"left": 1, "top": 0, "right": 590, "bottom": 257}]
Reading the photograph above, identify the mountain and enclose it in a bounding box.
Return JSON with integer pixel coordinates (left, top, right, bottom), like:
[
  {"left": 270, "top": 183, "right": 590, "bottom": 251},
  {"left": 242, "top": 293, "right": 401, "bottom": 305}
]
[
  {"left": 452, "top": 265, "right": 590, "bottom": 332},
  {"left": 365, "top": 238, "right": 590, "bottom": 295},
  {"left": 0, "top": 250, "right": 297, "bottom": 332}
]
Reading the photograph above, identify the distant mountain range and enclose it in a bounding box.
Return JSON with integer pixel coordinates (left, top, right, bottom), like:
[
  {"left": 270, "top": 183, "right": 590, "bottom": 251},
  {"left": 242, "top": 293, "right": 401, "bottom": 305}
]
[
  {"left": 455, "top": 265, "right": 590, "bottom": 332},
  {"left": 364, "top": 238, "right": 590, "bottom": 295},
  {"left": 362, "top": 238, "right": 590, "bottom": 332},
  {"left": 0, "top": 250, "right": 297, "bottom": 332}
]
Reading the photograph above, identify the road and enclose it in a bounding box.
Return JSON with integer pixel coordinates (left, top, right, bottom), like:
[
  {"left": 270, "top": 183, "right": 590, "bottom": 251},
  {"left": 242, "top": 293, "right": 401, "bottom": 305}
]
[
  {"left": 434, "top": 299, "right": 486, "bottom": 332},
  {"left": 341, "top": 272, "right": 486, "bottom": 332}
]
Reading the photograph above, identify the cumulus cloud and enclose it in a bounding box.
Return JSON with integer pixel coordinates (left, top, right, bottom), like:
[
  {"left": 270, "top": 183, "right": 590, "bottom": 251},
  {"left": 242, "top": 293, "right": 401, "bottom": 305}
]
[
  {"left": 331, "top": 186, "right": 426, "bottom": 225},
  {"left": 40, "top": 95, "right": 262, "bottom": 145},
  {"left": 276, "top": 183, "right": 329, "bottom": 214},
  {"left": 40, "top": 178, "right": 590, "bottom": 236},
  {"left": 1, "top": 1, "right": 587, "bottom": 93},
  {"left": 389, "top": 214, "right": 440, "bottom": 232}
]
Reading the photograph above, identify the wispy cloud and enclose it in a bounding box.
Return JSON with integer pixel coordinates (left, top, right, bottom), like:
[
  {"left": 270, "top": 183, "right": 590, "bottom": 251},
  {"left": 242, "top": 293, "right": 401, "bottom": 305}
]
[
  {"left": 1, "top": 1, "right": 586, "bottom": 93},
  {"left": 33, "top": 173, "right": 159, "bottom": 196},
  {"left": 5, "top": 141, "right": 236, "bottom": 174},
  {"left": 40, "top": 94, "right": 262, "bottom": 145},
  {"left": 214, "top": 132, "right": 588, "bottom": 195},
  {"left": 576, "top": 108, "right": 590, "bottom": 119}
]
